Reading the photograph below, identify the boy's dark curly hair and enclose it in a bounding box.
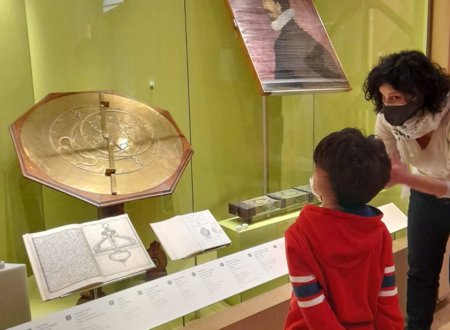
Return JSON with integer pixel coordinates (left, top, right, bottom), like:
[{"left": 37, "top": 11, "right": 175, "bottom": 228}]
[
  {"left": 363, "top": 50, "right": 450, "bottom": 115},
  {"left": 313, "top": 128, "right": 391, "bottom": 207}
]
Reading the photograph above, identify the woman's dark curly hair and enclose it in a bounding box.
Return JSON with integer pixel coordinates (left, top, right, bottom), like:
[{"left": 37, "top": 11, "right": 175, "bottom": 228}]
[
  {"left": 363, "top": 50, "right": 450, "bottom": 115},
  {"left": 313, "top": 128, "right": 391, "bottom": 207}
]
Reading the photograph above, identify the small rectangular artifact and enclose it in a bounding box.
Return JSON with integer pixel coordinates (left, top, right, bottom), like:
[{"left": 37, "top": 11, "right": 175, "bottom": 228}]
[
  {"left": 294, "top": 185, "right": 318, "bottom": 203},
  {"left": 229, "top": 195, "right": 281, "bottom": 220},
  {"left": 267, "top": 188, "right": 309, "bottom": 208}
]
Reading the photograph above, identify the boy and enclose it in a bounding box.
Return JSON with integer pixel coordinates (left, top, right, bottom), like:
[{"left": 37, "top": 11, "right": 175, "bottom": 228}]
[{"left": 284, "top": 128, "right": 403, "bottom": 329}]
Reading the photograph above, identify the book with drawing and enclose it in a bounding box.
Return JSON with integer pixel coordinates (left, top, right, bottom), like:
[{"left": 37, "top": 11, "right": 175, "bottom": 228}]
[
  {"left": 150, "top": 210, "right": 231, "bottom": 260},
  {"left": 23, "top": 214, "right": 155, "bottom": 301}
]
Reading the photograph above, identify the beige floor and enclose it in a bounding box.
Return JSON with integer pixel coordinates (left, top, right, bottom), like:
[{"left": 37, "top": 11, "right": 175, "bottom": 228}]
[{"left": 433, "top": 298, "right": 450, "bottom": 330}]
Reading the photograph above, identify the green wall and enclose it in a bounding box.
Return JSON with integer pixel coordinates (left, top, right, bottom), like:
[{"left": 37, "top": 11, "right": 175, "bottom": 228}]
[
  {"left": 0, "top": 0, "right": 429, "bottom": 271},
  {"left": 0, "top": 0, "right": 40, "bottom": 266}
]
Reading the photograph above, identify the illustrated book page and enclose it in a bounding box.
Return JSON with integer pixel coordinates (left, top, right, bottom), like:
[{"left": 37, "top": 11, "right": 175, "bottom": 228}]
[
  {"left": 150, "top": 210, "right": 231, "bottom": 260},
  {"left": 23, "top": 214, "right": 155, "bottom": 301}
]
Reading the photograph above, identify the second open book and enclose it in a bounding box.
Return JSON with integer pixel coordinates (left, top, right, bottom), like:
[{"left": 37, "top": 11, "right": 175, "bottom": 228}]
[{"left": 150, "top": 210, "right": 231, "bottom": 260}]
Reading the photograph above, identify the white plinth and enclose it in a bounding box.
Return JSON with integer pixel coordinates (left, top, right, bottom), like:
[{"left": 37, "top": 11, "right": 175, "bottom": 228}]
[{"left": 0, "top": 263, "right": 31, "bottom": 329}]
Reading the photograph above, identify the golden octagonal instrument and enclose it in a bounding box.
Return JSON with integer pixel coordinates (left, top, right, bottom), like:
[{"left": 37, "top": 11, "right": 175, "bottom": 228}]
[{"left": 10, "top": 91, "right": 193, "bottom": 207}]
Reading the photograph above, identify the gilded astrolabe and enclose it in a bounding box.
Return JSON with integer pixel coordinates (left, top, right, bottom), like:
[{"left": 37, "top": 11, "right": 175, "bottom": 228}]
[{"left": 10, "top": 91, "right": 193, "bottom": 207}]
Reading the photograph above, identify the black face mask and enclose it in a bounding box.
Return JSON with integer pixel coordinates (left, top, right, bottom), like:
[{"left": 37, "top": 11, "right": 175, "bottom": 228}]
[{"left": 382, "top": 94, "right": 424, "bottom": 126}]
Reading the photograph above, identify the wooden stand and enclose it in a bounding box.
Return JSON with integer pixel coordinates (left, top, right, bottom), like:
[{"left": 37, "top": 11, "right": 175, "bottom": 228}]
[
  {"left": 97, "top": 204, "right": 125, "bottom": 219},
  {"left": 146, "top": 240, "right": 168, "bottom": 281},
  {"left": 77, "top": 287, "right": 106, "bottom": 305}
]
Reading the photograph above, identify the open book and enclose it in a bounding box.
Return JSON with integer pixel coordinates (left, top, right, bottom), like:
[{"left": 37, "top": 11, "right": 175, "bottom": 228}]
[
  {"left": 23, "top": 214, "right": 155, "bottom": 301},
  {"left": 150, "top": 210, "right": 231, "bottom": 260}
]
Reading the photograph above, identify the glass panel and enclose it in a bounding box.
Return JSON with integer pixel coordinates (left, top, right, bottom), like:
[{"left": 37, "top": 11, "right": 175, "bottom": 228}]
[
  {"left": 185, "top": 0, "right": 267, "bottom": 217},
  {"left": 313, "top": 0, "right": 429, "bottom": 211},
  {"left": 0, "top": 0, "right": 429, "bottom": 327},
  {"left": 23, "top": 0, "right": 193, "bottom": 245},
  {"left": 0, "top": 0, "right": 40, "bottom": 268}
]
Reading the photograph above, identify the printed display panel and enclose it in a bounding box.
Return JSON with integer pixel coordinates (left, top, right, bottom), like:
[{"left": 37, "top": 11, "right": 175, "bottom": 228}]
[{"left": 226, "top": 0, "right": 350, "bottom": 95}]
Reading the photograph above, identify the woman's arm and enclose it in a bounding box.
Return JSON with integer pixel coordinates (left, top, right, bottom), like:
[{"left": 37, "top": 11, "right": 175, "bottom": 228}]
[{"left": 389, "top": 159, "right": 449, "bottom": 197}]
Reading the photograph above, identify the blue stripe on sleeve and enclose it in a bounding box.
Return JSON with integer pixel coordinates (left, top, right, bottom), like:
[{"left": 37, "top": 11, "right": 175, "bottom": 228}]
[
  {"left": 293, "top": 282, "right": 322, "bottom": 298},
  {"left": 382, "top": 274, "right": 396, "bottom": 288}
]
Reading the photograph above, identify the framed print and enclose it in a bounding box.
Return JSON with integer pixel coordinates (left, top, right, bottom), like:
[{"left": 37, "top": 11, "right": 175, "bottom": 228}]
[{"left": 226, "top": 0, "right": 351, "bottom": 95}]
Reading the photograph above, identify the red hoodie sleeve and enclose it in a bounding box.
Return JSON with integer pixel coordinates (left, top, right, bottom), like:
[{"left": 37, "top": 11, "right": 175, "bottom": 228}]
[
  {"left": 375, "top": 230, "right": 404, "bottom": 329},
  {"left": 285, "top": 230, "right": 345, "bottom": 330}
]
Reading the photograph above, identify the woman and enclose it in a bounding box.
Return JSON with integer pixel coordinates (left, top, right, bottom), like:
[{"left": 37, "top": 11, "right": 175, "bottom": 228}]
[{"left": 363, "top": 50, "right": 450, "bottom": 329}]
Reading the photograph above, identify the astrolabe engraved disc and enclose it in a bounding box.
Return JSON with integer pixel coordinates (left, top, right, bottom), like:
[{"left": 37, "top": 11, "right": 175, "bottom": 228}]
[{"left": 12, "top": 91, "right": 192, "bottom": 205}]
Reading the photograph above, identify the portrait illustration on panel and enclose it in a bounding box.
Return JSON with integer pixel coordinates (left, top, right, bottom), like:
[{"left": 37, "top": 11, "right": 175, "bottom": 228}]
[{"left": 226, "top": 0, "right": 350, "bottom": 95}]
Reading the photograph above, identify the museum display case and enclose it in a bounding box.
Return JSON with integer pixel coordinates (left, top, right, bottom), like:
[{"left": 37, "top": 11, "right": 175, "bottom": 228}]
[{"left": 0, "top": 0, "right": 442, "bottom": 329}]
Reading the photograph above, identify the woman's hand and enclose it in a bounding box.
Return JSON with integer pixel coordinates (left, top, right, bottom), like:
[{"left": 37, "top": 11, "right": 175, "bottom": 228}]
[{"left": 387, "top": 159, "right": 411, "bottom": 187}]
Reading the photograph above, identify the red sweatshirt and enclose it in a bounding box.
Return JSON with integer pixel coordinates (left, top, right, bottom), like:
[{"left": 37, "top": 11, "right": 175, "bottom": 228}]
[{"left": 284, "top": 204, "right": 404, "bottom": 330}]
